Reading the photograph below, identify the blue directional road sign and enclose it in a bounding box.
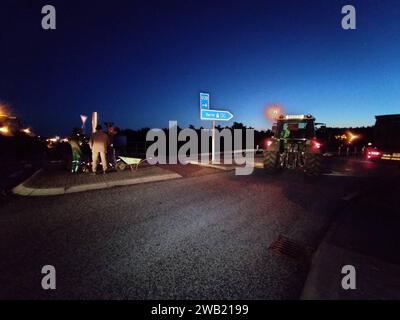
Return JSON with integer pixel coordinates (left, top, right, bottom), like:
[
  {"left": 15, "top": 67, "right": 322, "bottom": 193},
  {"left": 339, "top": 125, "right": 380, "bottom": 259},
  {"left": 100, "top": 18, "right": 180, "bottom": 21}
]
[
  {"left": 201, "top": 109, "right": 233, "bottom": 121},
  {"left": 200, "top": 93, "right": 210, "bottom": 110}
]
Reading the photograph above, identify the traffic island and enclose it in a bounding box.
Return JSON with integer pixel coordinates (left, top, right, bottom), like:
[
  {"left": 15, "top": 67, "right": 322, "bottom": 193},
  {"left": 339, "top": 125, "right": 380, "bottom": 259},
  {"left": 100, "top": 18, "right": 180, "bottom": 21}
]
[{"left": 12, "top": 165, "right": 182, "bottom": 196}]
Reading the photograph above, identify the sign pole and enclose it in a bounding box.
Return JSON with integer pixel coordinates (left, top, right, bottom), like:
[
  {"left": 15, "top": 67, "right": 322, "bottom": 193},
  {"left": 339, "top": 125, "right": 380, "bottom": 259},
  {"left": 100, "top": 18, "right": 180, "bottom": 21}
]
[
  {"left": 212, "top": 120, "right": 216, "bottom": 163},
  {"left": 199, "top": 92, "right": 233, "bottom": 164}
]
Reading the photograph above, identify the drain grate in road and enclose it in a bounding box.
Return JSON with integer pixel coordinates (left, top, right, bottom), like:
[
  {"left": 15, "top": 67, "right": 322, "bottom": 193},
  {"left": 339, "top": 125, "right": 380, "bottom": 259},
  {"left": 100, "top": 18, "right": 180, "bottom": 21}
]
[{"left": 269, "top": 235, "right": 311, "bottom": 261}]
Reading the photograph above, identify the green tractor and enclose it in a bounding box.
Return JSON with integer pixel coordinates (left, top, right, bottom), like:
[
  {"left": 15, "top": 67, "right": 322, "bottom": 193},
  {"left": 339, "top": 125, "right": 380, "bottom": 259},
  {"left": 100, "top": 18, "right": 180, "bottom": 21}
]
[{"left": 263, "top": 114, "right": 325, "bottom": 176}]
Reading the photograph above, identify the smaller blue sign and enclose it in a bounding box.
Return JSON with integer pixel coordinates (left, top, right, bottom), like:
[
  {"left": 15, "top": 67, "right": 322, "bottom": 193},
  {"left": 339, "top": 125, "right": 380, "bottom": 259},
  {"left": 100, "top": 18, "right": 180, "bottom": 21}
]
[{"left": 200, "top": 93, "right": 210, "bottom": 110}]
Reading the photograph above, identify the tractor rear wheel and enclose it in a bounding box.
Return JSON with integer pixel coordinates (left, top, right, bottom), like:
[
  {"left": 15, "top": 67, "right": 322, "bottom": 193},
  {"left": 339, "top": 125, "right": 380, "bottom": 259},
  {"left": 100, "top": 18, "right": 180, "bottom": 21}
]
[
  {"left": 263, "top": 151, "right": 280, "bottom": 173},
  {"left": 304, "top": 153, "right": 323, "bottom": 176}
]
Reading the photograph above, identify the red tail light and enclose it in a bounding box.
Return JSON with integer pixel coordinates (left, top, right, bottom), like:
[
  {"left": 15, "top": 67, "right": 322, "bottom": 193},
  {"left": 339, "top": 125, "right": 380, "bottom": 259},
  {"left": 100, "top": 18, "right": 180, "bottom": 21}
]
[
  {"left": 312, "top": 140, "right": 322, "bottom": 149},
  {"left": 366, "top": 148, "right": 381, "bottom": 159},
  {"left": 265, "top": 139, "right": 273, "bottom": 149}
]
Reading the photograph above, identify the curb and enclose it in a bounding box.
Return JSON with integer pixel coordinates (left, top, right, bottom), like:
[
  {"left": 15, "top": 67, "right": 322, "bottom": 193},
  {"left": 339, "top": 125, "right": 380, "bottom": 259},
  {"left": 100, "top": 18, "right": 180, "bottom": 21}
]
[
  {"left": 300, "top": 241, "right": 326, "bottom": 300},
  {"left": 188, "top": 161, "right": 235, "bottom": 171},
  {"left": 189, "top": 161, "right": 264, "bottom": 170},
  {"left": 12, "top": 172, "right": 182, "bottom": 197}
]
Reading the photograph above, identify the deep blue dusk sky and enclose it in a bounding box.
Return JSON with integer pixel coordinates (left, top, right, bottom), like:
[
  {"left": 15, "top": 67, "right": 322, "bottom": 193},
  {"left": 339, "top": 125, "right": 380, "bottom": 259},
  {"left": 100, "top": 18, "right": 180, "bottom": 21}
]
[{"left": 1, "top": 0, "right": 400, "bottom": 135}]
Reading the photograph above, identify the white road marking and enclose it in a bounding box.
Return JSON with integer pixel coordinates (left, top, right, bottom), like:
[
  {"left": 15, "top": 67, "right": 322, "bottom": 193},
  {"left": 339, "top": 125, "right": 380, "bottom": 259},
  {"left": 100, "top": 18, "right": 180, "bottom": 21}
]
[
  {"left": 323, "top": 171, "right": 349, "bottom": 177},
  {"left": 323, "top": 171, "right": 363, "bottom": 177}
]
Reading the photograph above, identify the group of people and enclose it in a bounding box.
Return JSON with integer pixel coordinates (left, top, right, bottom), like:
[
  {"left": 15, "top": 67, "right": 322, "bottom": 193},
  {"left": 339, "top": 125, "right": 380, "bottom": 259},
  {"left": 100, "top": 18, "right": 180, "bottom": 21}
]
[{"left": 68, "top": 125, "right": 127, "bottom": 174}]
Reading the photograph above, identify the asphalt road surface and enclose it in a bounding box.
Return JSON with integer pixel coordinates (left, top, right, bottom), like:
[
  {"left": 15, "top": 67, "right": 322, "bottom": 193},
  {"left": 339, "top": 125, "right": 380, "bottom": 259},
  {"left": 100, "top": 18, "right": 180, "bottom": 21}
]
[{"left": 0, "top": 158, "right": 398, "bottom": 299}]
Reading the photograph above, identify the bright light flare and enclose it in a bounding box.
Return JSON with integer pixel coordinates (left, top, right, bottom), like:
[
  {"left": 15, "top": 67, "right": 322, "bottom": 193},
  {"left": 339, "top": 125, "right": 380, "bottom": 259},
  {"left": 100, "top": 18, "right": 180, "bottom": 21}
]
[
  {"left": 264, "top": 104, "right": 284, "bottom": 122},
  {"left": 0, "top": 126, "right": 9, "bottom": 134},
  {"left": 264, "top": 139, "right": 273, "bottom": 149},
  {"left": 347, "top": 131, "right": 359, "bottom": 143},
  {"left": 312, "top": 140, "right": 322, "bottom": 149}
]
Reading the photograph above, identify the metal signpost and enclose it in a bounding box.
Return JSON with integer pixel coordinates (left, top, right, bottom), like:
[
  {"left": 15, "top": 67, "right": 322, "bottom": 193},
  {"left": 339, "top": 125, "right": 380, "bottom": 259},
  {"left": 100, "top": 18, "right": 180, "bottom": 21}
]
[{"left": 199, "top": 93, "right": 233, "bottom": 162}]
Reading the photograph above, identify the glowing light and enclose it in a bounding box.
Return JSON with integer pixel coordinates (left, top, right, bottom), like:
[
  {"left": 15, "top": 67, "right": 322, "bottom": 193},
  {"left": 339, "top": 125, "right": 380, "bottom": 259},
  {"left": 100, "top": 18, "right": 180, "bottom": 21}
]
[
  {"left": 46, "top": 136, "right": 60, "bottom": 143},
  {"left": 264, "top": 104, "right": 284, "bottom": 122},
  {"left": 81, "top": 114, "right": 88, "bottom": 130},
  {"left": 0, "top": 126, "right": 9, "bottom": 134},
  {"left": 347, "top": 131, "right": 359, "bottom": 143},
  {"left": 284, "top": 114, "right": 307, "bottom": 120},
  {"left": 313, "top": 140, "right": 322, "bottom": 149},
  {"left": 336, "top": 132, "right": 360, "bottom": 144},
  {"left": 366, "top": 148, "right": 381, "bottom": 160},
  {"left": 335, "top": 134, "right": 347, "bottom": 141},
  {"left": 22, "top": 128, "right": 31, "bottom": 134},
  {"left": 264, "top": 139, "right": 273, "bottom": 149}
]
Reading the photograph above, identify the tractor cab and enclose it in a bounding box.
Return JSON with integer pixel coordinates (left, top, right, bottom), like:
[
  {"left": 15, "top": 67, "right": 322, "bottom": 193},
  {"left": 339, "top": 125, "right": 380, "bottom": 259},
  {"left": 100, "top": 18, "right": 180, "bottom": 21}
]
[{"left": 274, "top": 114, "right": 316, "bottom": 140}]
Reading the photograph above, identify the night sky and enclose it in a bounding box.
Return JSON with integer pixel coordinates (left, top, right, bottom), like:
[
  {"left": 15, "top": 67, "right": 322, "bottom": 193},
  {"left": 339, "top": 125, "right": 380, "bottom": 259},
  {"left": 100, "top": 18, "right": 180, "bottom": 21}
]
[{"left": 1, "top": 0, "right": 400, "bottom": 136}]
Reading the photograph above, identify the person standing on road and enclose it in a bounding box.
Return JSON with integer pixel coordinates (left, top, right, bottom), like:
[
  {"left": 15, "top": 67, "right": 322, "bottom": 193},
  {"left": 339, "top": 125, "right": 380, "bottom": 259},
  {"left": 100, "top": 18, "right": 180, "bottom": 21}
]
[{"left": 89, "top": 125, "right": 109, "bottom": 174}]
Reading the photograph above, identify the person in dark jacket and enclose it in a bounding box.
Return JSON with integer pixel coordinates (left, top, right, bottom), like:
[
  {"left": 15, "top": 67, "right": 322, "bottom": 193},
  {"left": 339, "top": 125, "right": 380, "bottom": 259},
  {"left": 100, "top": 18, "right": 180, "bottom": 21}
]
[{"left": 112, "top": 127, "right": 127, "bottom": 158}]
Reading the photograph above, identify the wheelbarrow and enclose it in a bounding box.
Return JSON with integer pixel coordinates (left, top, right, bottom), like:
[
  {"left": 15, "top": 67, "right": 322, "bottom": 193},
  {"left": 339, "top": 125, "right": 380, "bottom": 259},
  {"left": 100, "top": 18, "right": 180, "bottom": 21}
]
[{"left": 115, "top": 156, "right": 145, "bottom": 172}]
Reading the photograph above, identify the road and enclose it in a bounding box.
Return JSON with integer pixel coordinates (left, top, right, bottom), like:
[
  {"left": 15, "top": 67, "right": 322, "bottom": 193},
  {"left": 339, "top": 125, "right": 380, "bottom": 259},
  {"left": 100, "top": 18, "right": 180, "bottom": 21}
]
[
  {"left": 0, "top": 155, "right": 44, "bottom": 205},
  {"left": 0, "top": 158, "right": 398, "bottom": 299}
]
